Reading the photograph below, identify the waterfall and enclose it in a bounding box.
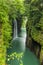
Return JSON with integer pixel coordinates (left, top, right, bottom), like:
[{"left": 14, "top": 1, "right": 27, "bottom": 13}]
[
  {"left": 12, "top": 17, "right": 27, "bottom": 52},
  {"left": 13, "top": 19, "right": 18, "bottom": 39}
]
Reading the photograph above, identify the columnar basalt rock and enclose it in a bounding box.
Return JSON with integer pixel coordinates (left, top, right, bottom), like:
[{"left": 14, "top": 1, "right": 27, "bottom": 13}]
[
  {"left": 40, "top": 46, "right": 43, "bottom": 63},
  {"left": 26, "top": 19, "right": 43, "bottom": 64},
  {"left": 26, "top": 36, "right": 32, "bottom": 50}
]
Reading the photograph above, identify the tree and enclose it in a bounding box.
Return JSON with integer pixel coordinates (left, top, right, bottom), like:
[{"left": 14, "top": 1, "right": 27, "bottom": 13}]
[
  {"left": 25, "top": 0, "right": 43, "bottom": 62},
  {"left": 0, "top": 0, "right": 25, "bottom": 65}
]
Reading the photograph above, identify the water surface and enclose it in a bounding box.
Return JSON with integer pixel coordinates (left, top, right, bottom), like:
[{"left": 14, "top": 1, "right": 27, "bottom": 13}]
[{"left": 7, "top": 28, "right": 40, "bottom": 65}]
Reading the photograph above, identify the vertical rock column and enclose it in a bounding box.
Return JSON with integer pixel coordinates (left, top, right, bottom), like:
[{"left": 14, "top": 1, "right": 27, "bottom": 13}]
[
  {"left": 40, "top": 46, "right": 43, "bottom": 65},
  {"left": 40, "top": 46, "right": 43, "bottom": 63}
]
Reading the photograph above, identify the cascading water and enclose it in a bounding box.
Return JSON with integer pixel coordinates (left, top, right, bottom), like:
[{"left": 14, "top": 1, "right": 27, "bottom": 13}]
[
  {"left": 7, "top": 18, "right": 27, "bottom": 65},
  {"left": 13, "top": 19, "right": 18, "bottom": 39},
  {"left": 12, "top": 18, "right": 27, "bottom": 52},
  {"left": 7, "top": 17, "right": 40, "bottom": 65}
]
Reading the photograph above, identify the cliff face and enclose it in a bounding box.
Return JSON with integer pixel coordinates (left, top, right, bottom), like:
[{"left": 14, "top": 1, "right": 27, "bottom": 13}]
[
  {"left": 26, "top": 20, "right": 43, "bottom": 63},
  {"left": 26, "top": 11, "right": 43, "bottom": 63},
  {"left": 26, "top": 0, "right": 43, "bottom": 62},
  {"left": 26, "top": 34, "right": 41, "bottom": 59}
]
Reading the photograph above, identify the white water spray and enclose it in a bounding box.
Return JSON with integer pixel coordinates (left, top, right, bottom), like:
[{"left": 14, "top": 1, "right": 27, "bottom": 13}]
[
  {"left": 13, "top": 19, "right": 18, "bottom": 39},
  {"left": 12, "top": 17, "right": 27, "bottom": 52}
]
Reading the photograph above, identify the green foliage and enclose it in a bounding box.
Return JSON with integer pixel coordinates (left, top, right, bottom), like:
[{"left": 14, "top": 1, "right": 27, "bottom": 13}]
[
  {"left": 0, "top": 0, "right": 25, "bottom": 48},
  {"left": 22, "top": 17, "right": 27, "bottom": 28},
  {"left": 25, "top": 0, "right": 43, "bottom": 63},
  {"left": 0, "top": 0, "right": 43, "bottom": 64},
  {"left": 0, "top": 0, "right": 25, "bottom": 65},
  {"left": 7, "top": 52, "right": 24, "bottom": 65},
  {"left": 26, "top": 0, "right": 43, "bottom": 45}
]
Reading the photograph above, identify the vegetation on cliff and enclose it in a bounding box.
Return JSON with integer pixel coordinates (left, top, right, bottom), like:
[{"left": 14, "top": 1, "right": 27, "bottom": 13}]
[
  {"left": 25, "top": 0, "right": 43, "bottom": 62},
  {"left": 0, "top": 0, "right": 43, "bottom": 65}
]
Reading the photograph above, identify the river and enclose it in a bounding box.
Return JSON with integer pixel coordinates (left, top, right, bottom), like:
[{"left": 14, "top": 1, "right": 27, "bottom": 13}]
[{"left": 6, "top": 28, "right": 40, "bottom": 65}]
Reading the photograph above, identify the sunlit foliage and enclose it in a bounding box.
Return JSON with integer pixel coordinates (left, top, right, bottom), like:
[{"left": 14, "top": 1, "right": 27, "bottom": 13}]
[
  {"left": 25, "top": 0, "right": 43, "bottom": 62},
  {"left": 7, "top": 52, "right": 24, "bottom": 65},
  {"left": 0, "top": 0, "right": 25, "bottom": 65},
  {"left": 0, "top": 0, "right": 43, "bottom": 65}
]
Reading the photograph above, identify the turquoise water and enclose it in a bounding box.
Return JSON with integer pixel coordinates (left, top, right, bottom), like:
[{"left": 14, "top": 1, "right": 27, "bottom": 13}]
[{"left": 7, "top": 29, "right": 40, "bottom": 65}]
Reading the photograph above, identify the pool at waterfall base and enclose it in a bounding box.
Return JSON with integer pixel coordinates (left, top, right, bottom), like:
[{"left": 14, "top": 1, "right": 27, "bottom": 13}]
[{"left": 7, "top": 37, "right": 40, "bottom": 65}]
